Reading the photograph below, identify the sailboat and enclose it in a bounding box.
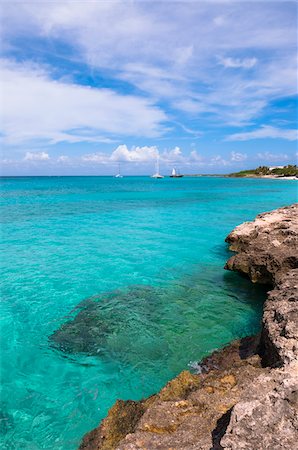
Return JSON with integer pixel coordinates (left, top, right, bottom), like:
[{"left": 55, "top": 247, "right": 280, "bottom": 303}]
[
  {"left": 115, "top": 163, "right": 123, "bottom": 178},
  {"left": 151, "top": 156, "right": 164, "bottom": 179},
  {"left": 170, "top": 168, "right": 183, "bottom": 178}
]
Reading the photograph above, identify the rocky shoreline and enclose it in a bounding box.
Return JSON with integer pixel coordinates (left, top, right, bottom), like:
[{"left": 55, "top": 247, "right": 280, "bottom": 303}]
[{"left": 80, "top": 204, "right": 298, "bottom": 450}]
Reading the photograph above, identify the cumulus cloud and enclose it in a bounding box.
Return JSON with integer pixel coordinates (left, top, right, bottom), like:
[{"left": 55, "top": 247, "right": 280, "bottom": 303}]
[
  {"left": 5, "top": 142, "right": 294, "bottom": 174},
  {"left": 161, "top": 146, "right": 184, "bottom": 163},
  {"left": 79, "top": 145, "right": 159, "bottom": 164},
  {"left": 226, "top": 126, "right": 298, "bottom": 141},
  {"left": 24, "top": 151, "right": 50, "bottom": 161},
  {"left": 0, "top": 59, "right": 167, "bottom": 145},
  {"left": 78, "top": 145, "right": 206, "bottom": 167},
  {"left": 110, "top": 145, "right": 158, "bottom": 163}
]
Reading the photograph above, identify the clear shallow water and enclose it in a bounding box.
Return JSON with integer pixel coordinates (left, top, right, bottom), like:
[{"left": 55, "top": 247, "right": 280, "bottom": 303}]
[{"left": 0, "top": 176, "right": 297, "bottom": 449}]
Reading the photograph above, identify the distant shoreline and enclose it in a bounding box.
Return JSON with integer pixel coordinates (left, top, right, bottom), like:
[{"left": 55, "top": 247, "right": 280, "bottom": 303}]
[
  {"left": 226, "top": 175, "right": 298, "bottom": 180},
  {"left": 184, "top": 174, "right": 298, "bottom": 180}
]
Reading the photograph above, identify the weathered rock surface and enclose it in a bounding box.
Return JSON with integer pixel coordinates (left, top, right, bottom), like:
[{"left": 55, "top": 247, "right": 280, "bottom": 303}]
[
  {"left": 221, "top": 362, "right": 298, "bottom": 450},
  {"left": 80, "top": 337, "right": 265, "bottom": 450},
  {"left": 225, "top": 204, "right": 298, "bottom": 366},
  {"left": 221, "top": 204, "right": 298, "bottom": 450},
  {"left": 261, "top": 268, "right": 298, "bottom": 367},
  {"left": 79, "top": 204, "right": 298, "bottom": 449},
  {"left": 225, "top": 203, "right": 298, "bottom": 284}
]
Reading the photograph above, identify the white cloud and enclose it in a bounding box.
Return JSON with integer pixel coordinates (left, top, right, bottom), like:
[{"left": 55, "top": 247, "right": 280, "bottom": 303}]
[
  {"left": 230, "top": 151, "right": 247, "bottom": 162},
  {"left": 79, "top": 145, "right": 205, "bottom": 167},
  {"left": 24, "top": 151, "right": 50, "bottom": 161},
  {"left": 1, "top": 2, "right": 296, "bottom": 129},
  {"left": 5, "top": 142, "right": 294, "bottom": 173},
  {"left": 80, "top": 145, "right": 159, "bottom": 164},
  {"left": 226, "top": 126, "right": 298, "bottom": 141},
  {"left": 218, "top": 56, "right": 257, "bottom": 69},
  {"left": 110, "top": 145, "right": 158, "bottom": 163},
  {"left": 0, "top": 59, "right": 167, "bottom": 145},
  {"left": 161, "top": 146, "right": 184, "bottom": 163}
]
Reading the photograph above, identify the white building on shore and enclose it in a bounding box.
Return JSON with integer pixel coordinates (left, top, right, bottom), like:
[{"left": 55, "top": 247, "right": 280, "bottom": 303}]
[{"left": 269, "top": 165, "right": 285, "bottom": 171}]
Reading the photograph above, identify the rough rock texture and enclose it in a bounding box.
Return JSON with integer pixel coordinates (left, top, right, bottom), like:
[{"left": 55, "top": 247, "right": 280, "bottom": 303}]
[
  {"left": 261, "top": 269, "right": 298, "bottom": 367},
  {"left": 225, "top": 203, "right": 298, "bottom": 284},
  {"left": 79, "top": 204, "right": 298, "bottom": 450},
  {"left": 79, "top": 399, "right": 153, "bottom": 450},
  {"left": 220, "top": 204, "right": 298, "bottom": 450},
  {"left": 225, "top": 204, "right": 298, "bottom": 368},
  {"left": 221, "top": 362, "right": 298, "bottom": 450},
  {"left": 80, "top": 337, "right": 265, "bottom": 450}
]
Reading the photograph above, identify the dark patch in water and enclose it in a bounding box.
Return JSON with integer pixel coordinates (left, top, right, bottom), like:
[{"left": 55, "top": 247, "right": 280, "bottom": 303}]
[
  {"left": 49, "top": 285, "right": 170, "bottom": 363},
  {"left": 0, "top": 406, "right": 14, "bottom": 435},
  {"left": 49, "top": 276, "right": 267, "bottom": 370}
]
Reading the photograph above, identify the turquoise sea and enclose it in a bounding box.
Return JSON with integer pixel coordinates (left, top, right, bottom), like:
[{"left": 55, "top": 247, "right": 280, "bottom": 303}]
[{"left": 0, "top": 176, "right": 297, "bottom": 449}]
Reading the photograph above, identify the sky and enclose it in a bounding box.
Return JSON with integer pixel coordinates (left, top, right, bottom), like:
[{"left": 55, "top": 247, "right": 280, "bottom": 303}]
[{"left": 0, "top": 0, "right": 297, "bottom": 175}]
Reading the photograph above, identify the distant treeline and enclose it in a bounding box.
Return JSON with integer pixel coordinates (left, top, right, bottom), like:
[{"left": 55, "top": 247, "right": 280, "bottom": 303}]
[{"left": 228, "top": 164, "right": 298, "bottom": 177}]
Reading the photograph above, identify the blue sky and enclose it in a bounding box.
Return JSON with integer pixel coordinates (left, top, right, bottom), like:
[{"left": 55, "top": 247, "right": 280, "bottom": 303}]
[{"left": 1, "top": 0, "right": 297, "bottom": 175}]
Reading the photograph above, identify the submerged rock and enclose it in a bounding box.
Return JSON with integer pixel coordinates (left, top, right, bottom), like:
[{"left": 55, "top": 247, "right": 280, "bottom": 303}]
[
  {"left": 0, "top": 406, "right": 14, "bottom": 435},
  {"left": 50, "top": 285, "right": 170, "bottom": 363}
]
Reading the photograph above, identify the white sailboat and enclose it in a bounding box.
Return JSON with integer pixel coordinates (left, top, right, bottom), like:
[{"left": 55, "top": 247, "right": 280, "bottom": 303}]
[
  {"left": 151, "top": 156, "right": 164, "bottom": 179},
  {"left": 170, "top": 167, "right": 183, "bottom": 178},
  {"left": 115, "top": 163, "right": 123, "bottom": 178}
]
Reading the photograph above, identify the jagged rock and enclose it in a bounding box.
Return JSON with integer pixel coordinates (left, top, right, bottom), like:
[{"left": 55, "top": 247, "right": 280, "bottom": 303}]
[
  {"left": 79, "top": 399, "right": 152, "bottom": 450},
  {"left": 261, "top": 269, "right": 298, "bottom": 367},
  {"left": 222, "top": 204, "right": 298, "bottom": 449},
  {"left": 225, "top": 204, "right": 298, "bottom": 284},
  {"left": 221, "top": 363, "right": 298, "bottom": 450},
  {"left": 79, "top": 337, "right": 264, "bottom": 450}
]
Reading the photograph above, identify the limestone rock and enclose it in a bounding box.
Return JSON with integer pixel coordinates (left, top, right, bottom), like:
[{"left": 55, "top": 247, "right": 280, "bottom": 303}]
[
  {"left": 225, "top": 204, "right": 298, "bottom": 284},
  {"left": 221, "top": 363, "right": 298, "bottom": 450},
  {"left": 79, "top": 399, "right": 152, "bottom": 450},
  {"left": 79, "top": 337, "right": 264, "bottom": 450},
  {"left": 261, "top": 269, "right": 298, "bottom": 367}
]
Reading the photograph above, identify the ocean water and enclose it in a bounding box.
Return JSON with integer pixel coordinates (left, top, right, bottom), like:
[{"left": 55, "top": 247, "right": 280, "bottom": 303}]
[{"left": 0, "top": 176, "right": 297, "bottom": 449}]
